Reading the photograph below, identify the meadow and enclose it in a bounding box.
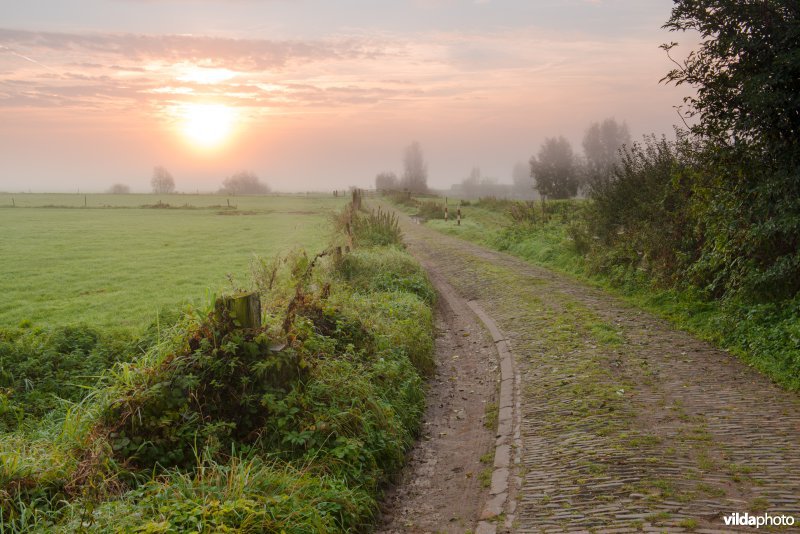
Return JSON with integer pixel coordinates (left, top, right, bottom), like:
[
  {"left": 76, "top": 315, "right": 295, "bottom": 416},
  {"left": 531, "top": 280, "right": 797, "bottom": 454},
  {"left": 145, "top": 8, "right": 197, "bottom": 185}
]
[
  {"left": 1, "top": 195, "right": 436, "bottom": 532},
  {"left": 0, "top": 194, "right": 347, "bottom": 330}
]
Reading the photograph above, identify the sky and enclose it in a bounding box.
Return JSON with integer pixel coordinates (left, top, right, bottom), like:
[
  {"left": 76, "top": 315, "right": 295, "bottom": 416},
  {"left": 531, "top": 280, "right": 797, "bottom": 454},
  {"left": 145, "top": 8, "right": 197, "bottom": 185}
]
[{"left": 0, "top": 0, "right": 695, "bottom": 192}]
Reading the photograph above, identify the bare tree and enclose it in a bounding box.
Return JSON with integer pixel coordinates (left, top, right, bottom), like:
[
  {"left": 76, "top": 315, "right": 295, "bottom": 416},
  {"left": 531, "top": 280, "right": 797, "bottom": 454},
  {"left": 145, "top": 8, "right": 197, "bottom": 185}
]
[
  {"left": 401, "top": 141, "right": 428, "bottom": 193},
  {"left": 375, "top": 171, "right": 399, "bottom": 191},
  {"left": 582, "top": 118, "right": 631, "bottom": 192},
  {"left": 219, "top": 171, "right": 270, "bottom": 195},
  {"left": 151, "top": 166, "right": 175, "bottom": 194},
  {"left": 107, "top": 183, "right": 130, "bottom": 194},
  {"left": 530, "top": 137, "right": 579, "bottom": 200}
]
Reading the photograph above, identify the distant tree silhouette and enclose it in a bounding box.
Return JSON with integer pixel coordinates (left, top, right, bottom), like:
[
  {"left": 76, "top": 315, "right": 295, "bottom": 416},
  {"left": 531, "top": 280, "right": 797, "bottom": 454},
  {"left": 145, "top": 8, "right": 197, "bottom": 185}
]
[
  {"left": 530, "top": 137, "right": 579, "bottom": 200},
  {"left": 151, "top": 166, "right": 175, "bottom": 194},
  {"left": 582, "top": 118, "right": 631, "bottom": 193},
  {"left": 512, "top": 161, "right": 537, "bottom": 199},
  {"left": 401, "top": 141, "right": 428, "bottom": 193},
  {"left": 219, "top": 171, "right": 270, "bottom": 195},
  {"left": 107, "top": 183, "right": 130, "bottom": 194},
  {"left": 375, "top": 171, "right": 399, "bottom": 191}
]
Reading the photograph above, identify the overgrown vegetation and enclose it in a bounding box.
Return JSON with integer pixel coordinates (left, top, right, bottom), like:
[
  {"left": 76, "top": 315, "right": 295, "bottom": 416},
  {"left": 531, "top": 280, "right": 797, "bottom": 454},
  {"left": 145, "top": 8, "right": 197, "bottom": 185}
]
[
  {"left": 0, "top": 198, "right": 435, "bottom": 532},
  {"left": 420, "top": 194, "right": 800, "bottom": 390},
  {"left": 0, "top": 325, "right": 142, "bottom": 433},
  {"left": 395, "top": 2, "right": 800, "bottom": 390}
]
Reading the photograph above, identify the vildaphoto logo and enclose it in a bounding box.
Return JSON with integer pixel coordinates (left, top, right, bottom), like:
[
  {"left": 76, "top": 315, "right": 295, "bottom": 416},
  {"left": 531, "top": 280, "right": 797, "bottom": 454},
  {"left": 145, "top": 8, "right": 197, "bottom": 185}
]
[{"left": 723, "top": 512, "right": 796, "bottom": 528}]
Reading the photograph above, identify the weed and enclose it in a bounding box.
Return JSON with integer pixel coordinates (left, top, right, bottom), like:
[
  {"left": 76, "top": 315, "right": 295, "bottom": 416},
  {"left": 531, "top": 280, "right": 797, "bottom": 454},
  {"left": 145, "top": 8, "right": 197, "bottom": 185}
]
[
  {"left": 478, "top": 468, "right": 493, "bottom": 488},
  {"left": 484, "top": 402, "right": 499, "bottom": 431}
]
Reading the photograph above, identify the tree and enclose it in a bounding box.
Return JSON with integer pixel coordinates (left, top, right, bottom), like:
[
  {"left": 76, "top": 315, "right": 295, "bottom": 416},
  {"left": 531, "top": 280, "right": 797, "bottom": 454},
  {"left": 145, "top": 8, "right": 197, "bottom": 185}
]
[
  {"left": 151, "top": 166, "right": 175, "bottom": 194},
  {"left": 582, "top": 118, "right": 631, "bottom": 192},
  {"left": 219, "top": 171, "right": 270, "bottom": 195},
  {"left": 401, "top": 141, "right": 428, "bottom": 193},
  {"left": 512, "top": 161, "right": 536, "bottom": 199},
  {"left": 461, "top": 166, "right": 481, "bottom": 198},
  {"left": 107, "top": 183, "right": 130, "bottom": 194},
  {"left": 662, "top": 1, "right": 800, "bottom": 298},
  {"left": 375, "top": 171, "right": 398, "bottom": 191},
  {"left": 530, "top": 137, "right": 579, "bottom": 200}
]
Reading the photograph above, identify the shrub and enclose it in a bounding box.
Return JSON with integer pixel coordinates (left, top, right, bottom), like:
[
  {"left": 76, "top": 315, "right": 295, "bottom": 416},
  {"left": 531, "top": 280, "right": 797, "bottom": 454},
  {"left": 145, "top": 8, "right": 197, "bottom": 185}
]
[
  {"left": 585, "top": 134, "right": 700, "bottom": 287},
  {"left": 416, "top": 200, "right": 445, "bottom": 221}
]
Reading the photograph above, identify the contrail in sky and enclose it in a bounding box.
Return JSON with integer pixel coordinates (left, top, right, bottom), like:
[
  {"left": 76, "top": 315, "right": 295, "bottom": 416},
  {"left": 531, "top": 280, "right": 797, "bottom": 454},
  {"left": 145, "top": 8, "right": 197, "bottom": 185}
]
[{"left": 0, "top": 45, "right": 62, "bottom": 75}]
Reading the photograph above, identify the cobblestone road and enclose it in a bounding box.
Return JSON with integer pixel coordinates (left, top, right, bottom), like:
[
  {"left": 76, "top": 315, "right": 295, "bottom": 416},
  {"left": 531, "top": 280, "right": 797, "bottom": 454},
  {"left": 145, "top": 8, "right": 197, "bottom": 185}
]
[{"left": 398, "top": 213, "right": 800, "bottom": 533}]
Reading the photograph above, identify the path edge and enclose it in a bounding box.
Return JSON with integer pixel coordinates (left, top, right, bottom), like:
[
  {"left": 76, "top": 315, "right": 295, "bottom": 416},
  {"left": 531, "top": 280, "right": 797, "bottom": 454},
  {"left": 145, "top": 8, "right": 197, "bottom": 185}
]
[{"left": 426, "top": 268, "right": 522, "bottom": 534}]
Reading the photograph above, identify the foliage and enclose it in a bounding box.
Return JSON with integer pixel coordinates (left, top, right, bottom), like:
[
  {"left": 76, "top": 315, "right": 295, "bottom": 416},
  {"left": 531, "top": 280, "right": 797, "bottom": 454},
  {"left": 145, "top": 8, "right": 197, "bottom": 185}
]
[
  {"left": 218, "top": 171, "right": 270, "bottom": 195},
  {"left": 150, "top": 166, "right": 175, "bottom": 194},
  {"left": 511, "top": 161, "right": 537, "bottom": 199},
  {"left": 56, "top": 458, "right": 373, "bottom": 533},
  {"left": 337, "top": 206, "right": 402, "bottom": 247},
  {"left": 426, "top": 198, "right": 800, "bottom": 391},
  {"left": 583, "top": 133, "right": 700, "bottom": 286},
  {"left": 416, "top": 200, "right": 446, "bottom": 221},
  {"left": 336, "top": 247, "right": 436, "bottom": 308},
  {"left": 0, "top": 197, "right": 434, "bottom": 532},
  {"left": 401, "top": 141, "right": 428, "bottom": 194},
  {"left": 0, "top": 326, "right": 137, "bottom": 432},
  {"left": 105, "top": 184, "right": 130, "bottom": 195},
  {"left": 662, "top": 0, "right": 800, "bottom": 299},
  {"left": 530, "top": 136, "right": 580, "bottom": 199},
  {"left": 582, "top": 118, "right": 631, "bottom": 194},
  {"left": 374, "top": 171, "right": 398, "bottom": 192}
]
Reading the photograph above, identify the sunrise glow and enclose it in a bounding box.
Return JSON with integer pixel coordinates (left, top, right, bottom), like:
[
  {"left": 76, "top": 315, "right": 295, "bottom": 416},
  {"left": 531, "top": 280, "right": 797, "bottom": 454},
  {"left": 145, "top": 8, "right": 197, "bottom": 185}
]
[{"left": 178, "top": 103, "right": 237, "bottom": 149}]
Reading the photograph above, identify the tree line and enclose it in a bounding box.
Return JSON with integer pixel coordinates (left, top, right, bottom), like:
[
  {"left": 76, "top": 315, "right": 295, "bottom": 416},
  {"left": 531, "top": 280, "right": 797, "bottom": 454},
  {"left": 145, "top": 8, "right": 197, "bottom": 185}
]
[
  {"left": 574, "top": 0, "right": 800, "bottom": 303},
  {"left": 107, "top": 168, "right": 271, "bottom": 195}
]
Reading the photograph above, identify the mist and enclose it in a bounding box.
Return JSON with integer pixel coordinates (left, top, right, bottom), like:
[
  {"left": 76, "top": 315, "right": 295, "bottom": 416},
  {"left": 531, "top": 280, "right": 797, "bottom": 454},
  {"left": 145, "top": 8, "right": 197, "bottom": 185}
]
[{"left": 0, "top": 0, "right": 691, "bottom": 194}]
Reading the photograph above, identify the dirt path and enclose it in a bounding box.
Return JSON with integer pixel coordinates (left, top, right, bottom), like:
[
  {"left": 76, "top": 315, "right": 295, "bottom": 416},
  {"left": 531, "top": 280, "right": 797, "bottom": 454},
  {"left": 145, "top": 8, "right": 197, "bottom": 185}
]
[
  {"left": 384, "top": 206, "right": 800, "bottom": 533},
  {"left": 377, "top": 263, "right": 498, "bottom": 533}
]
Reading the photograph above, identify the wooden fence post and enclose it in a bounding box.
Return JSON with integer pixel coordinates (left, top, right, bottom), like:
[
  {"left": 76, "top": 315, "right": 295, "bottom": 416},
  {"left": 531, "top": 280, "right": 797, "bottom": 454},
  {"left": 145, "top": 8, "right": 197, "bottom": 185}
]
[
  {"left": 457, "top": 206, "right": 461, "bottom": 226},
  {"left": 215, "top": 292, "right": 261, "bottom": 329}
]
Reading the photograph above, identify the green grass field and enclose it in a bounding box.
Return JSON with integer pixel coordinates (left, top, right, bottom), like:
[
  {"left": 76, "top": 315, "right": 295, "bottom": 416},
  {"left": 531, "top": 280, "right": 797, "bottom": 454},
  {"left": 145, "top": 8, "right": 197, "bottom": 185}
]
[{"left": 0, "top": 194, "right": 347, "bottom": 330}]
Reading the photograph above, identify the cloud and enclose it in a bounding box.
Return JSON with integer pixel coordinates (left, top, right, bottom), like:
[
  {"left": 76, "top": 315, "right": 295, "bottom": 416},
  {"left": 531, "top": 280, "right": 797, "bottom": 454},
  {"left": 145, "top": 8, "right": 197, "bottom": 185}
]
[
  {"left": 0, "top": 28, "right": 389, "bottom": 71},
  {"left": 0, "top": 24, "right": 676, "bottom": 130}
]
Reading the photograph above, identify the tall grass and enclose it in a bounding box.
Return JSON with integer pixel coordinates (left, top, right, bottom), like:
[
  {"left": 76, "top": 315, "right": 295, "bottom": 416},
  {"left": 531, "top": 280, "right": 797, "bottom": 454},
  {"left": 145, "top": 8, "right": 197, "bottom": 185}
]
[{"left": 0, "top": 202, "right": 435, "bottom": 532}]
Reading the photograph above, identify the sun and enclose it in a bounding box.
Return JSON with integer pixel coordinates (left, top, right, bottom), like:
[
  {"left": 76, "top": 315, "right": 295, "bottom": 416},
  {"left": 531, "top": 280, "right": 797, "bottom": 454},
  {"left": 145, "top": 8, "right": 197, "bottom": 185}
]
[{"left": 178, "top": 103, "right": 237, "bottom": 149}]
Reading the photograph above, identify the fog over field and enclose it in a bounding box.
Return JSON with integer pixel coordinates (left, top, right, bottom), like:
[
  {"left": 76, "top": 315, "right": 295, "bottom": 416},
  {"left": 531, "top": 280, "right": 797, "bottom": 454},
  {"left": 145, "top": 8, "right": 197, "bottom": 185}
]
[{"left": 0, "top": 0, "right": 692, "bottom": 193}]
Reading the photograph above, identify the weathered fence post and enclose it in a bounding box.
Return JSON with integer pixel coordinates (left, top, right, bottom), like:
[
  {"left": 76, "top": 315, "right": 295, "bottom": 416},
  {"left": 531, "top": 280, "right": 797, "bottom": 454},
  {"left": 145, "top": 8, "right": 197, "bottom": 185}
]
[
  {"left": 445, "top": 205, "right": 449, "bottom": 221},
  {"left": 457, "top": 206, "right": 461, "bottom": 226},
  {"left": 215, "top": 292, "right": 261, "bottom": 329}
]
